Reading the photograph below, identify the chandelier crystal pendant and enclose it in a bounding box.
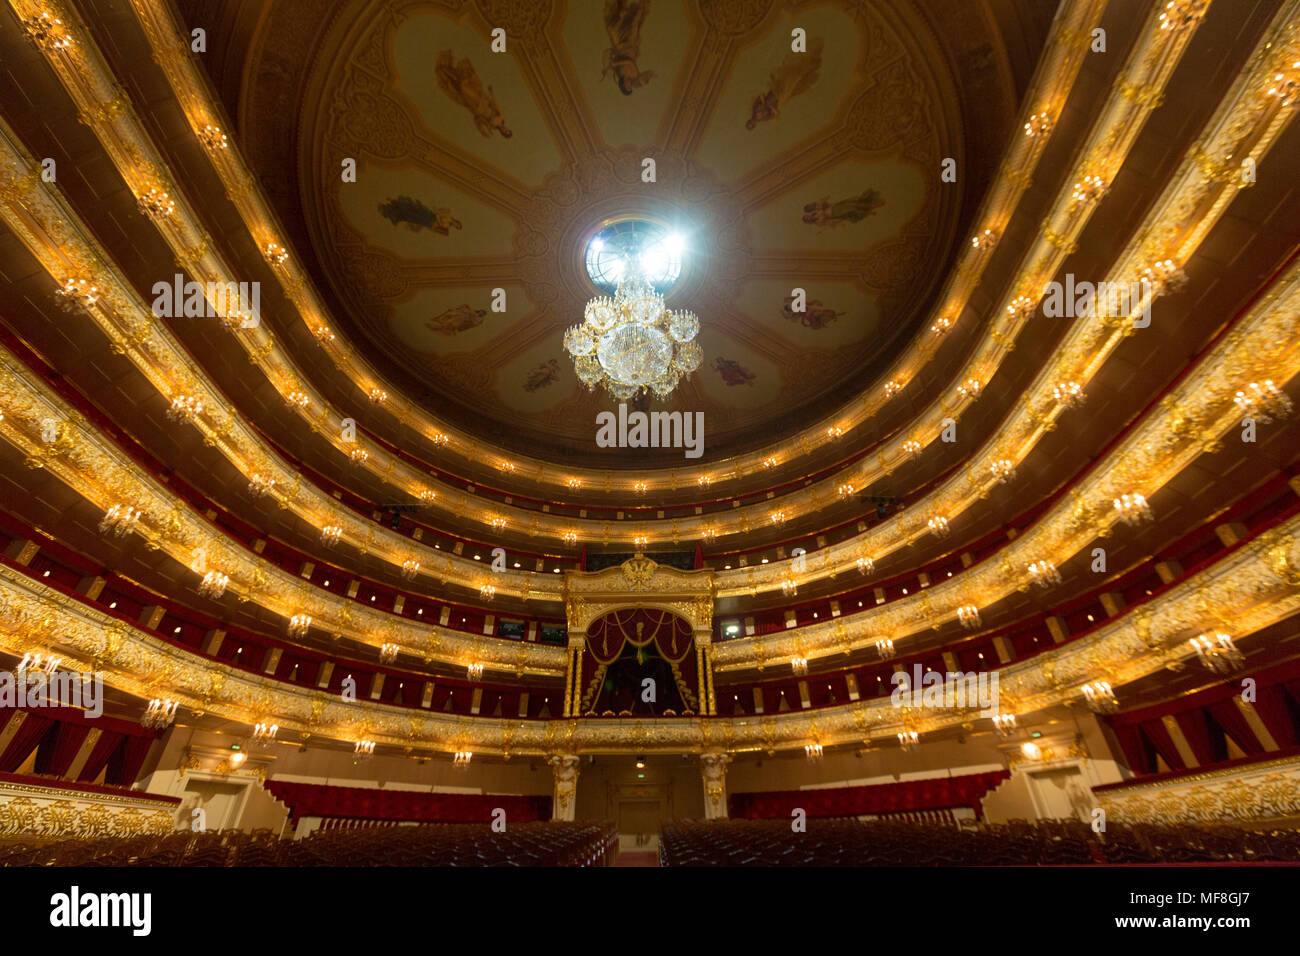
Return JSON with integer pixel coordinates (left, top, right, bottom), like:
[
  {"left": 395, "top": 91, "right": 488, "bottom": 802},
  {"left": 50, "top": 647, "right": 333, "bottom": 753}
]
[{"left": 565, "top": 252, "right": 701, "bottom": 401}]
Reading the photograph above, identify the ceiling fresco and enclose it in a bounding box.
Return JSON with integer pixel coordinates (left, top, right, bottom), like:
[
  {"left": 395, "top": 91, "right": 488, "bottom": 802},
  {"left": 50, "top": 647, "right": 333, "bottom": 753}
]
[{"left": 269, "top": 0, "right": 1010, "bottom": 462}]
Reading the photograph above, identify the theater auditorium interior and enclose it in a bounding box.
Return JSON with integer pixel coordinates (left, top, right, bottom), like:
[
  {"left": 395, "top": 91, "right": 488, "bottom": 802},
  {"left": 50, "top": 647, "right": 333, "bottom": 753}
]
[{"left": 1, "top": 0, "right": 1300, "bottom": 896}]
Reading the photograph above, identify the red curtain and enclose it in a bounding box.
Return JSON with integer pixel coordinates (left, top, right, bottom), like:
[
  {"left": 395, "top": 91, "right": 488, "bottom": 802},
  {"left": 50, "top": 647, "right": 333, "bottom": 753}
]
[
  {"left": 106, "top": 734, "right": 155, "bottom": 787},
  {"left": 1173, "top": 708, "right": 1217, "bottom": 766},
  {"left": 729, "top": 770, "right": 1010, "bottom": 820},
  {"left": 264, "top": 780, "right": 551, "bottom": 823},
  {"left": 1138, "top": 719, "right": 1186, "bottom": 771},
  {"left": 1253, "top": 683, "right": 1299, "bottom": 747},
  {"left": 76, "top": 730, "right": 125, "bottom": 783},
  {"left": 1206, "top": 699, "right": 1264, "bottom": 755},
  {"left": 0, "top": 711, "right": 54, "bottom": 772},
  {"left": 33, "top": 721, "right": 90, "bottom": 777}
]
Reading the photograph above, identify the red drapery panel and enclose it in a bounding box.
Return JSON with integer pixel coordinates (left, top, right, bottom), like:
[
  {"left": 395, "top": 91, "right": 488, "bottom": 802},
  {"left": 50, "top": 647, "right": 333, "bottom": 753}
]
[
  {"left": 728, "top": 770, "right": 1010, "bottom": 820},
  {"left": 1109, "top": 723, "right": 1153, "bottom": 775},
  {"left": 76, "top": 730, "right": 125, "bottom": 783},
  {"left": 264, "top": 780, "right": 551, "bottom": 823},
  {"left": 33, "top": 721, "right": 91, "bottom": 777},
  {"left": 0, "top": 711, "right": 54, "bottom": 772},
  {"left": 1138, "top": 719, "right": 1186, "bottom": 771},
  {"left": 1173, "top": 708, "right": 1217, "bottom": 766},
  {"left": 1253, "top": 683, "right": 1299, "bottom": 747},
  {"left": 106, "top": 734, "right": 155, "bottom": 787},
  {"left": 1206, "top": 699, "right": 1265, "bottom": 755}
]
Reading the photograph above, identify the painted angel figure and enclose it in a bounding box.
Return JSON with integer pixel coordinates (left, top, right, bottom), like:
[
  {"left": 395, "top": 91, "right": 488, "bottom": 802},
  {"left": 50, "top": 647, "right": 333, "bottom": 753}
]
[
  {"left": 427, "top": 304, "right": 487, "bottom": 336},
  {"left": 523, "top": 358, "right": 561, "bottom": 392},
  {"left": 747, "top": 37, "right": 824, "bottom": 130},
  {"left": 378, "top": 196, "right": 462, "bottom": 235},
  {"left": 436, "top": 50, "right": 512, "bottom": 138},
  {"left": 602, "top": 0, "right": 656, "bottom": 95},
  {"left": 802, "top": 189, "right": 884, "bottom": 227}
]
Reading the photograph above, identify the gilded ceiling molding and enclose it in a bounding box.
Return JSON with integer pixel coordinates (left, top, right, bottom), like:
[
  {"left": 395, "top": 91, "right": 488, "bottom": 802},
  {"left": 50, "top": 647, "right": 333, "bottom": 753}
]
[
  {"left": 0, "top": 513, "right": 1295, "bottom": 756},
  {"left": 0, "top": 1, "right": 1288, "bottom": 610},
  {"left": 0, "top": 349, "right": 567, "bottom": 677},
  {"left": 0, "top": 2, "right": 1265, "bottom": 577},
  {"left": 116, "top": 0, "right": 1109, "bottom": 493},
  {"left": 51, "top": 0, "right": 1225, "bottom": 550},
  {"left": 4, "top": 0, "right": 1214, "bottom": 558},
  {"left": 711, "top": 259, "right": 1300, "bottom": 668}
]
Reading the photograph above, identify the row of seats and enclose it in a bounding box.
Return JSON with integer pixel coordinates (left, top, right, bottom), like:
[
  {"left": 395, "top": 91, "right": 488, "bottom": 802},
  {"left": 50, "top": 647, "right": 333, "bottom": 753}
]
[
  {"left": 0, "top": 822, "right": 617, "bottom": 867},
  {"left": 657, "top": 819, "right": 1300, "bottom": 866}
]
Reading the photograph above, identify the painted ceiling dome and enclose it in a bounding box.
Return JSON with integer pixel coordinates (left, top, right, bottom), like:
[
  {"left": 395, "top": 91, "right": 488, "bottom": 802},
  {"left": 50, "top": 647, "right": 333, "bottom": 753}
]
[{"left": 225, "top": 0, "right": 1032, "bottom": 462}]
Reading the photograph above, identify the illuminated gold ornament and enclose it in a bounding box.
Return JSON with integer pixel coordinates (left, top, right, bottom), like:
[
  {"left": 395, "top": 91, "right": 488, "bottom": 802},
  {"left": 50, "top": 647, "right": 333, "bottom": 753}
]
[
  {"left": 1023, "top": 112, "right": 1052, "bottom": 137},
  {"left": 1081, "top": 681, "right": 1118, "bottom": 714},
  {"left": 22, "top": 13, "right": 72, "bottom": 51},
  {"left": 197, "top": 124, "right": 228, "bottom": 150}
]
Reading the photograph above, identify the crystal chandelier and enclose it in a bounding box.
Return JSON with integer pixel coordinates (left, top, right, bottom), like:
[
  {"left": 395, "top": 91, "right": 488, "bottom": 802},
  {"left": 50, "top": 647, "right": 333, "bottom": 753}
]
[
  {"left": 247, "top": 473, "right": 275, "bottom": 497},
  {"left": 957, "top": 605, "right": 981, "bottom": 629},
  {"left": 898, "top": 731, "right": 919, "bottom": 752},
  {"left": 453, "top": 750, "right": 473, "bottom": 767},
  {"left": 1082, "top": 680, "right": 1119, "bottom": 714},
  {"left": 288, "top": 614, "right": 311, "bottom": 638},
  {"left": 320, "top": 525, "right": 343, "bottom": 547},
  {"left": 98, "top": 504, "right": 141, "bottom": 538},
  {"left": 354, "top": 740, "right": 375, "bottom": 756},
  {"left": 19, "top": 653, "right": 61, "bottom": 675},
  {"left": 992, "top": 714, "right": 1017, "bottom": 736},
  {"left": 564, "top": 264, "right": 701, "bottom": 401},
  {"left": 856, "top": 555, "right": 874, "bottom": 575},
  {"left": 142, "top": 698, "right": 178, "bottom": 729},
  {"left": 379, "top": 643, "right": 399, "bottom": 664},
  {"left": 198, "top": 124, "right": 228, "bottom": 150},
  {"left": 166, "top": 395, "right": 203, "bottom": 423},
  {"left": 22, "top": 13, "right": 73, "bottom": 50},
  {"left": 1189, "top": 632, "right": 1244, "bottom": 674},
  {"left": 927, "top": 515, "right": 950, "bottom": 538},
  {"left": 790, "top": 656, "right": 808, "bottom": 676},
  {"left": 875, "top": 638, "right": 896, "bottom": 659},
  {"left": 252, "top": 722, "right": 278, "bottom": 743},
  {"left": 804, "top": 743, "right": 823, "bottom": 762},
  {"left": 1113, "top": 493, "right": 1152, "bottom": 526},
  {"left": 1027, "top": 560, "right": 1062, "bottom": 589},
  {"left": 466, "top": 662, "right": 484, "bottom": 681},
  {"left": 401, "top": 559, "right": 420, "bottom": 581},
  {"left": 54, "top": 277, "right": 99, "bottom": 312},
  {"left": 1234, "top": 381, "right": 1292, "bottom": 422},
  {"left": 989, "top": 459, "right": 1016, "bottom": 483},
  {"left": 781, "top": 578, "right": 798, "bottom": 597},
  {"left": 198, "top": 571, "right": 229, "bottom": 599}
]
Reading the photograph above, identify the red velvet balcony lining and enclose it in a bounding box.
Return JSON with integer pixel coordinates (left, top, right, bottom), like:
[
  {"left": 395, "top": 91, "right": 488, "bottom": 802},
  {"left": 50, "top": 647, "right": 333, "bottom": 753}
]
[
  {"left": 728, "top": 769, "right": 1010, "bottom": 820},
  {"left": 1104, "top": 657, "right": 1300, "bottom": 776},
  {"left": 716, "top": 489, "right": 1300, "bottom": 713},
  {"left": 263, "top": 779, "right": 550, "bottom": 823},
  {"left": 0, "top": 706, "right": 159, "bottom": 785},
  {"left": 728, "top": 470, "right": 1297, "bottom": 640},
  {"left": 0, "top": 511, "right": 564, "bottom": 705}
]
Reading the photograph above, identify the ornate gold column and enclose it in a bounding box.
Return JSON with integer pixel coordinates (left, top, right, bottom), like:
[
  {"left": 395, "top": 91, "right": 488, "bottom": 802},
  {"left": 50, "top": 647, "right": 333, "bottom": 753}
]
[
  {"left": 700, "top": 752, "right": 732, "bottom": 819},
  {"left": 548, "top": 754, "right": 582, "bottom": 821},
  {"left": 562, "top": 640, "right": 583, "bottom": 717}
]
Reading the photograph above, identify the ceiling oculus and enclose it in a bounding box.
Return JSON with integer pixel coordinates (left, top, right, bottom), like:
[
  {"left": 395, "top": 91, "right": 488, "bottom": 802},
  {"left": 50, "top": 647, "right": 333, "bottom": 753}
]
[{"left": 565, "top": 219, "right": 701, "bottom": 401}]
